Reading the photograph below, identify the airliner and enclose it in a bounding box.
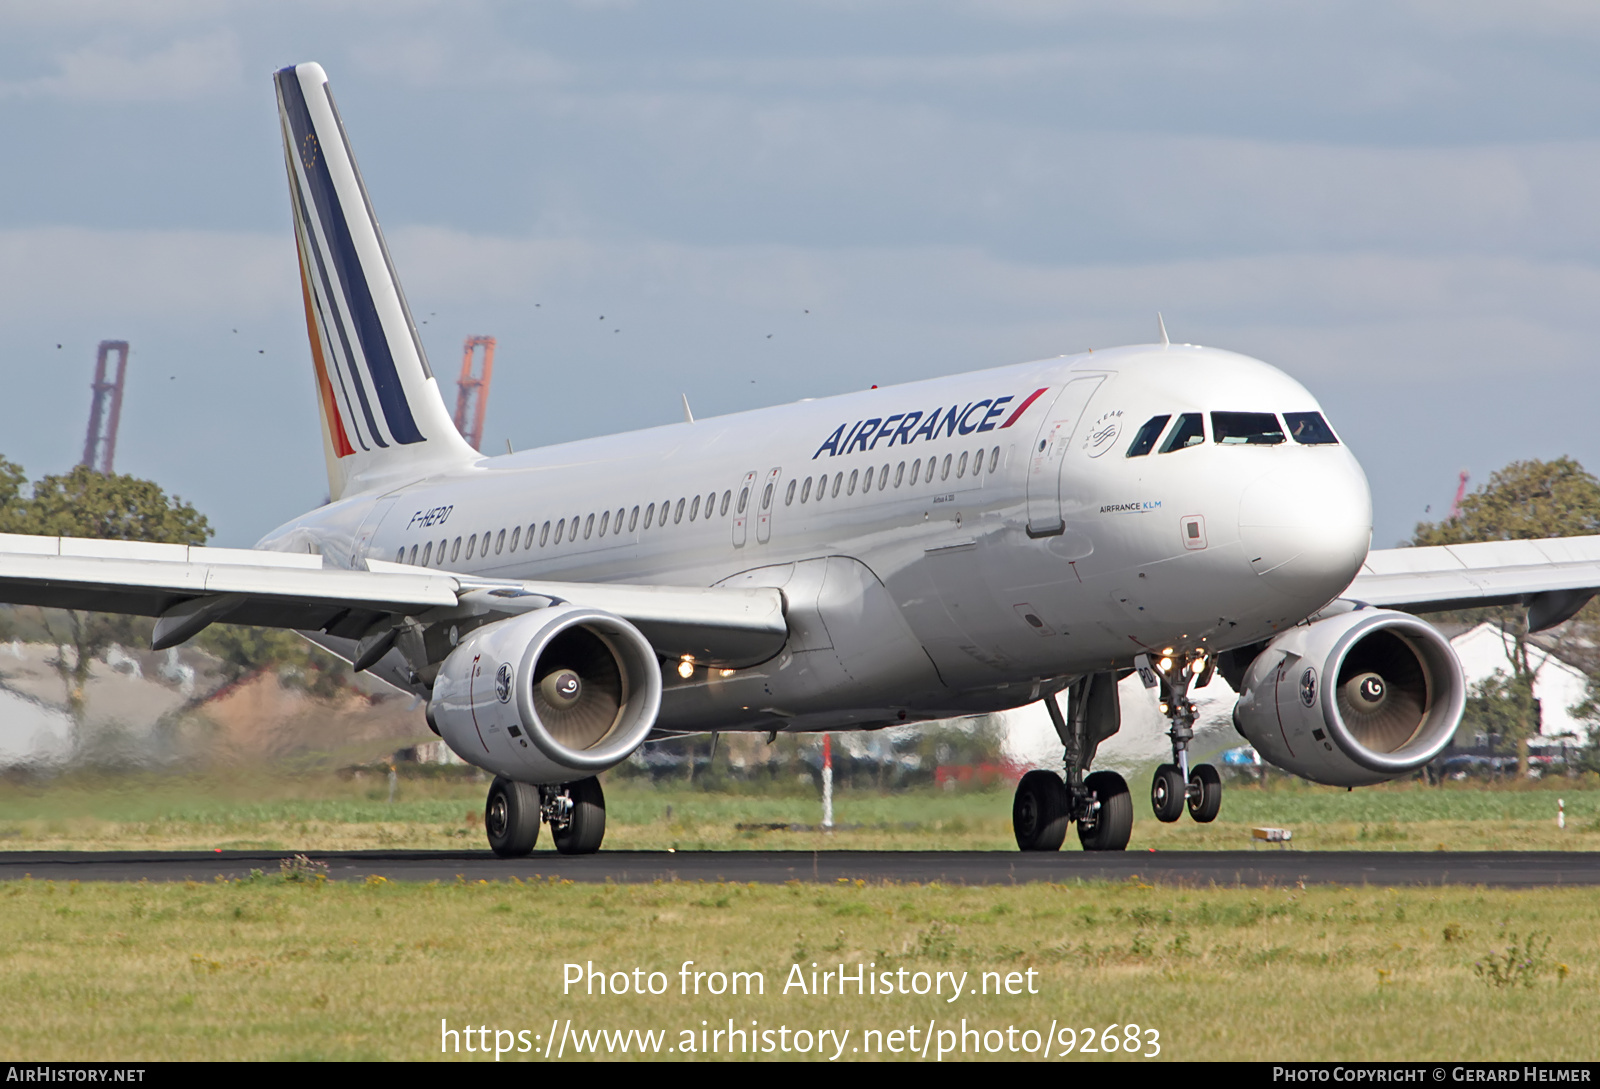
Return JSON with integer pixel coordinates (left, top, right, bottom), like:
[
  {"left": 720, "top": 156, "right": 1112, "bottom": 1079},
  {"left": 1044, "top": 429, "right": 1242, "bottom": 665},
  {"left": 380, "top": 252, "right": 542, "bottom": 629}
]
[{"left": 4, "top": 62, "right": 1599, "bottom": 857}]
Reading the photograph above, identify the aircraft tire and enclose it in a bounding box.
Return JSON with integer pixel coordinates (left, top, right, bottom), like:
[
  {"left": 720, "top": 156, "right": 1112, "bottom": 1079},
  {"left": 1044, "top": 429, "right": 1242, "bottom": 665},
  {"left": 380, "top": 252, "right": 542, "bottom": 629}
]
[
  {"left": 485, "top": 777, "right": 540, "bottom": 858},
  {"left": 1187, "top": 764, "right": 1222, "bottom": 823},
  {"left": 553, "top": 776, "right": 607, "bottom": 855},
  {"left": 1078, "top": 770, "right": 1132, "bottom": 851},
  {"left": 1012, "top": 770, "right": 1071, "bottom": 851},
  {"left": 1150, "top": 763, "right": 1185, "bottom": 822}
]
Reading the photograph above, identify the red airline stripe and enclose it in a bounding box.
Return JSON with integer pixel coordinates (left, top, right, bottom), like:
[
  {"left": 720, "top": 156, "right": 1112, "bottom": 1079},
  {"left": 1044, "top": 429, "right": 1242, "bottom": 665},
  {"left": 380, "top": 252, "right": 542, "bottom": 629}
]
[
  {"left": 999, "top": 387, "right": 1049, "bottom": 428},
  {"left": 297, "top": 253, "right": 356, "bottom": 458}
]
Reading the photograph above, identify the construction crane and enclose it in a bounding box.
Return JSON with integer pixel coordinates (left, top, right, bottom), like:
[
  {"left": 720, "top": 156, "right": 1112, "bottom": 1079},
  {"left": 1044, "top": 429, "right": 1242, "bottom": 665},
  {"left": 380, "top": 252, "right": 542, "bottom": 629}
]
[
  {"left": 453, "top": 335, "right": 495, "bottom": 452},
  {"left": 81, "top": 340, "right": 129, "bottom": 475}
]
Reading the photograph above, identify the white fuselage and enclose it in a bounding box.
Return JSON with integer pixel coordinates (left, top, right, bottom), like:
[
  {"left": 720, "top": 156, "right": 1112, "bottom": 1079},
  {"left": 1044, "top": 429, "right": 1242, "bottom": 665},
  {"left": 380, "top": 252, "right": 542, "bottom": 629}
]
[{"left": 259, "top": 343, "right": 1373, "bottom": 734}]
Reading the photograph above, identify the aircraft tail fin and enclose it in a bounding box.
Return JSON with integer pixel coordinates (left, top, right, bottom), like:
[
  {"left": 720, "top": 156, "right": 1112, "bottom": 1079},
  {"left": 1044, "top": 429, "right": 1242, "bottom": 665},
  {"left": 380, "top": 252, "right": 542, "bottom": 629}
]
[{"left": 274, "top": 62, "right": 477, "bottom": 501}]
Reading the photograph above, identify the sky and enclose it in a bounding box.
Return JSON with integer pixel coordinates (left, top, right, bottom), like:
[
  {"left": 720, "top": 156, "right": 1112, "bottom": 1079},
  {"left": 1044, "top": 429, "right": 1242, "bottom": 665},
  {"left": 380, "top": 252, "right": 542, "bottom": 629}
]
[{"left": 1, "top": 0, "right": 1598, "bottom": 547}]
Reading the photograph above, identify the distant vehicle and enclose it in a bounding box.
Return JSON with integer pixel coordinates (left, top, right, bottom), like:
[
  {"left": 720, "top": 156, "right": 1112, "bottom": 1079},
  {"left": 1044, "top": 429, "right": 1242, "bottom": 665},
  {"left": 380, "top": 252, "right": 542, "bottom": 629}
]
[{"left": 1222, "top": 746, "right": 1262, "bottom": 767}]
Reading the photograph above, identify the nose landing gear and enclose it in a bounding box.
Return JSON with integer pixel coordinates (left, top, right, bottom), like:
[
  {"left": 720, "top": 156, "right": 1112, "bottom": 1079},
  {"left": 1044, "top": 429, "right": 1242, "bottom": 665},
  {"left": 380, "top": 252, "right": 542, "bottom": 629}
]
[
  {"left": 1013, "top": 673, "right": 1131, "bottom": 852},
  {"left": 1147, "top": 652, "right": 1223, "bottom": 824}
]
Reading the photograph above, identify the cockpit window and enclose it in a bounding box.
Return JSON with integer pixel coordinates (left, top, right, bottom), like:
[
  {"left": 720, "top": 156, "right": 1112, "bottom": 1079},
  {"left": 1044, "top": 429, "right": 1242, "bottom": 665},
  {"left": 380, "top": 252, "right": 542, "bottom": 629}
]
[
  {"left": 1159, "top": 413, "right": 1205, "bottom": 453},
  {"left": 1284, "top": 411, "right": 1339, "bottom": 445},
  {"left": 1125, "top": 415, "right": 1171, "bottom": 458},
  {"left": 1211, "top": 412, "right": 1285, "bottom": 445}
]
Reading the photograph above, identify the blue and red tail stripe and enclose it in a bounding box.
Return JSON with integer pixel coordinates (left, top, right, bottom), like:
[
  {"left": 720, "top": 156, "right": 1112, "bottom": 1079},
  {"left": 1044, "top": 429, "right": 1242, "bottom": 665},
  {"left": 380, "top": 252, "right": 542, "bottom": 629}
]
[{"left": 276, "top": 65, "right": 424, "bottom": 452}]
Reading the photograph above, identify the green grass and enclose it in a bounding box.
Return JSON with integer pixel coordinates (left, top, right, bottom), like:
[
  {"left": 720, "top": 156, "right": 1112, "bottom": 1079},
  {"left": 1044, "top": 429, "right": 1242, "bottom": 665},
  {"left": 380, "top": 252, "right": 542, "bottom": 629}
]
[
  {"left": 0, "top": 875, "right": 1594, "bottom": 1061},
  {"left": 1, "top": 770, "right": 1597, "bottom": 852}
]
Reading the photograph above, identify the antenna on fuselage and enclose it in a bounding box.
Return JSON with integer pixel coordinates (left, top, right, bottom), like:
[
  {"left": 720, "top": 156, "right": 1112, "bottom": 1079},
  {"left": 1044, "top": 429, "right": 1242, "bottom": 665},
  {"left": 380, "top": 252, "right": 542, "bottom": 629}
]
[
  {"left": 681, "top": 394, "right": 695, "bottom": 424},
  {"left": 1157, "top": 313, "right": 1170, "bottom": 348}
]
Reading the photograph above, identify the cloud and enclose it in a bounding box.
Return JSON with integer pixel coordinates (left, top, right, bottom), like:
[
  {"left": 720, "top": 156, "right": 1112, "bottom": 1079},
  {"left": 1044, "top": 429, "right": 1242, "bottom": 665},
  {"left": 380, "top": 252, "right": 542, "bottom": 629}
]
[
  {"left": 0, "top": 32, "right": 242, "bottom": 102},
  {"left": 383, "top": 225, "right": 1600, "bottom": 383},
  {"left": 0, "top": 227, "right": 294, "bottom": 321}
]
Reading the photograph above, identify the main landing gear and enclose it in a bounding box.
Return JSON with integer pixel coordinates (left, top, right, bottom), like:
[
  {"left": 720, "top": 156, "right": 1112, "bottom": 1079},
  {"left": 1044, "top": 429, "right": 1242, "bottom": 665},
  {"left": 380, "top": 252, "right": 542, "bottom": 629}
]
[
  {"left": 485, "top": 775, "right": 607, "bottom": 857},
  {"left": 1013, "top": 673, "right": 1132, "bottom": 852},
  {"left": 1147, "top": 651, "right": 1223, "bottom": 824}
]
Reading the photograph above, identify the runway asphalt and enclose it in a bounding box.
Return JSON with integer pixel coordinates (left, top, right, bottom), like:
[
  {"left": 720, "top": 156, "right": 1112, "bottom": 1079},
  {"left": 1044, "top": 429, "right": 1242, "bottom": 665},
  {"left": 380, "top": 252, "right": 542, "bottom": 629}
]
[{"left": 1, "top": 849, "right": 1597, "bottom": 887}]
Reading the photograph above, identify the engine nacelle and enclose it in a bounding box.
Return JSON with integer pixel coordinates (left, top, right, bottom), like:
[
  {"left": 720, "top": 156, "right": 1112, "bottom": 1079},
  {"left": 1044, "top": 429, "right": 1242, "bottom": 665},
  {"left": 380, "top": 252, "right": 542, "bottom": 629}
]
[
  {"left": 1232, "top": 608, "right": 1465, "bottom": 787},
  {"left": 427, "top": 605, "right": 663, "bottom": 783}
]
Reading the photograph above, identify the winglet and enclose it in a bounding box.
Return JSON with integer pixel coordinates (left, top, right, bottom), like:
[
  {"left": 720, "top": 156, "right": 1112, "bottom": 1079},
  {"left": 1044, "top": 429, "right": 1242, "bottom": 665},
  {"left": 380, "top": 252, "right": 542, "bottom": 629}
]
[
  {"left": 1157, "top": 312, "right": 1170, "bottom": 347},
  {"left": 682, "top": 394, "right": 695, "bottom": 424}
]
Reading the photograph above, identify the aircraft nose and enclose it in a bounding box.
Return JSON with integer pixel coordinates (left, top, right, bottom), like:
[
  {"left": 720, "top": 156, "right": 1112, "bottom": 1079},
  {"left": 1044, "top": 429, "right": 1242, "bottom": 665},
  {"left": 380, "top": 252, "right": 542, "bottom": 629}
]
[{"left": 1238, "top": 449, "right": 1372, "bottom": 606}]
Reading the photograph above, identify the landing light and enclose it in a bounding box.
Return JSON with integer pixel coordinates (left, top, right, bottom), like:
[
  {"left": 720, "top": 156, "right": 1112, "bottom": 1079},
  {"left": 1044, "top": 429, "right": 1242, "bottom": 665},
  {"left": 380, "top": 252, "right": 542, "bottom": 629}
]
[
  {"left": 719, "top": 668, "right": 735, "bottom": 678},
  {"left": 677, "top": 655, "right": 695, "bottom": 679},
  {"left": 1159, "top": 657, "right": 1173, "bottom": 673}
]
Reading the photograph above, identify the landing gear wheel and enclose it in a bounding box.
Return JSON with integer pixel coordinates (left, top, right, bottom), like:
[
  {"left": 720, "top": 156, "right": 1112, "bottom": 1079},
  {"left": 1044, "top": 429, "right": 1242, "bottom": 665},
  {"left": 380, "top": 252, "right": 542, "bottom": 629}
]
[
  {"left": 1077, "top": 770, "right": 1133, "bottom": 852},
  {"left": 1187, "top": 763, "right": 1222, "bottom": 823},
  {"left": 1013, "top": 770, "right": 1071, "bottom": 851},
  {"left": 1150, "top": 763, "right": 1185, "bottom": 823},
  {"left": 485, "top": 777, "right": 540, "bottom": 858},
  {"left": 552, "top": 776, "right": 607, "bottom": 855}
]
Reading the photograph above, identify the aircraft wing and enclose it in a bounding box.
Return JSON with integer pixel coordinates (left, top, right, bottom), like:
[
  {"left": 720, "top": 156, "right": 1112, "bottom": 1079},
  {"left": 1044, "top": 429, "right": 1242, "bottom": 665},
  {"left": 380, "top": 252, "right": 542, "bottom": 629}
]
[
  {"left": 0, "top": 533, "right": 788, "bottom": 667},
  {"left": 1348, "top": 534, "right": 1600, "bottom": 632}
]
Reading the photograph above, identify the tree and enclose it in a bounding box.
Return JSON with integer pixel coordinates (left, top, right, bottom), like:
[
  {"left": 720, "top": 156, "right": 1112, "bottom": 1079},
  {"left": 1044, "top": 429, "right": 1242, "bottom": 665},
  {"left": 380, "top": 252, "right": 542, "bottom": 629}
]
[
  {"left": 0, "top": 462, "right": 212, "bottom": 721},
  {"left": 1412, "top": 457, "right": 1600, "bottom": 777},
  {"left": 194, "top": 624, "right": 350, "bottom": 699}
]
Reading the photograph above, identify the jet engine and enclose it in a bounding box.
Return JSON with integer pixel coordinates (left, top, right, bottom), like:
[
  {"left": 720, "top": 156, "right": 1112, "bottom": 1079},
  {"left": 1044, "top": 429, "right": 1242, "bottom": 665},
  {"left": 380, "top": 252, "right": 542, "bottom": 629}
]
[
  {"left": 1232, "top": 608, "right": 1464, "bottom": 787},
  {"left": 427, "top": 605, "right": 663, "bottom": 783}
]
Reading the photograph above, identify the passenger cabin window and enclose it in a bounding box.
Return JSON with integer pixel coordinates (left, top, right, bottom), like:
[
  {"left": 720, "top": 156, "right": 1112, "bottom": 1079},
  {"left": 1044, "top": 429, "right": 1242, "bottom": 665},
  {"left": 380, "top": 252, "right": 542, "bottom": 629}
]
[
  {"left": 1285, "top": 411, "right": 1340, "bottom": 445},
  {"left": 1126, "top": 415, "right": 1171, "bottom": 458},
  {"left": 1159, "top": 413, "right": 1205, "bottom": 453},
  {"left": 720, "top": 490, "right": 732, "bottom": 516},
  {"left": 510, "top": 526, "right": 520, "bottom": 551},
  {"left": 786, "top": 479, "right": 797, "bottom": 505},
  {"left": 1212, "top": 412, "right": 1285, "bottom": 445}
]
